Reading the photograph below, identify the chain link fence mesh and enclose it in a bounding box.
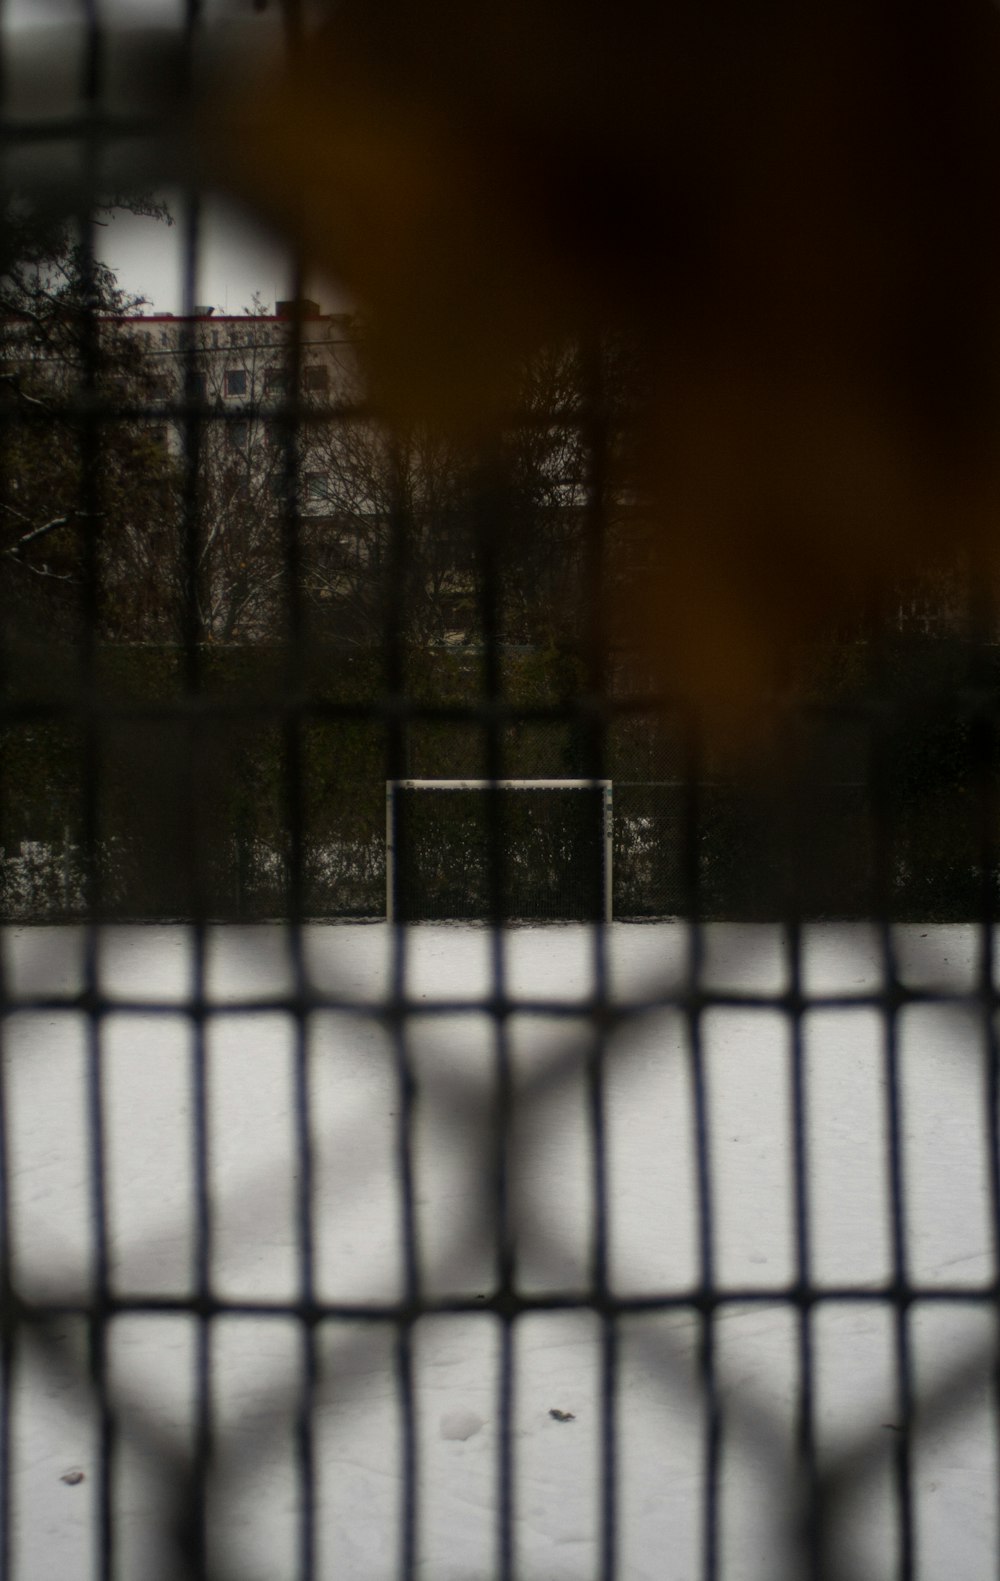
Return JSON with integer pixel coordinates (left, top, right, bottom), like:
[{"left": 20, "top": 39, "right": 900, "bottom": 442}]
[{"left": 0, "top": 5, "right": 999, "bottom": 1581}]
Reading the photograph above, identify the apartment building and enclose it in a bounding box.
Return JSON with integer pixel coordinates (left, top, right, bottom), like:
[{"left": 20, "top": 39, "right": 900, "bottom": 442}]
[
  {"left": 115, "top": 298, "right": 421, "bottom": 641},
  {"left": 129, "top": 298, "right": 353, "bottom": 489},
  {"left": 0, "top": 291, "right": 585, "bottom": 647}
]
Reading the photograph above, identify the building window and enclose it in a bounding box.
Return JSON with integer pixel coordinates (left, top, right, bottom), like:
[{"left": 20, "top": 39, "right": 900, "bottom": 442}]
[
  {"left": 187, "top": 371, "right": 208, "bottom": 401},
  {"left": 224, "top": 369, "right": 248, "bottom": 398},
  {"left": 227, "top": 419, "right": 250, "bottom": 450},
  {"left": 305, "top": 472, "right": 330, "bottom": 503},
  {"left": 264, "top": 367, "right": 289, "bottom": 395},
  {"left": 302, "top": 364, "right": 329, "bottom": 393}
]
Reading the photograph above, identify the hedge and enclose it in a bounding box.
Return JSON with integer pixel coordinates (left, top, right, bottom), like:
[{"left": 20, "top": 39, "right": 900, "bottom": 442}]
[{"left": 2, "top": 635, "right": 997, "bottom": 921}]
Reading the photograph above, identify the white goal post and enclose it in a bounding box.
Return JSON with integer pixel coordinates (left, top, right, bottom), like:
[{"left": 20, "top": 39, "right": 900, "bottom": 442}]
[{"left": 385, "top": 779, "right": 614, "bottom": 923}]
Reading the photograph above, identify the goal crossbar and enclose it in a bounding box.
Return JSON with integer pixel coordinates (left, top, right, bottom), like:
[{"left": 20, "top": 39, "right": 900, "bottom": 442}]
[
  {"left": 390, "top": 779, "right": 611, "bottom": 790},
  {"left": 386, "top": 779, "right": 613, "bottom": 923}
]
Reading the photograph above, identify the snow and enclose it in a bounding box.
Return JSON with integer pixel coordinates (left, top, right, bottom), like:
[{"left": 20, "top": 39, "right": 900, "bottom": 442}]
[{"left": 1, "top": 922, "right": 997, "bottom": 1580}]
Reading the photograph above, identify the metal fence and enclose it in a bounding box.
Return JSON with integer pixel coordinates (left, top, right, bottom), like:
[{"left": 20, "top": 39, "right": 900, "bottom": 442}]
[{"left": 1, "top": 5, "right": 1000, "bottom": 1580}]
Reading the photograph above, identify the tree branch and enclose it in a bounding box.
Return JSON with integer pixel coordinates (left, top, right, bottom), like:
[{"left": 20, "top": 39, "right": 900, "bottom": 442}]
[{"left": 2, "top": 514, "right": 73, "bottom": 555}]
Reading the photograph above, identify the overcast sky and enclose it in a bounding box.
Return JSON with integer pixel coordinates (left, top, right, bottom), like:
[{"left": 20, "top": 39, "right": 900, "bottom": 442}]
[
  {"left": 3, "top": 1, "right": 280, "bottom": 30},
  {"left": 96, "top": 196, "right": 353, "bottom": 318},
  {"left": 5, "top": 0, "right": 340, "bottom": 316}
]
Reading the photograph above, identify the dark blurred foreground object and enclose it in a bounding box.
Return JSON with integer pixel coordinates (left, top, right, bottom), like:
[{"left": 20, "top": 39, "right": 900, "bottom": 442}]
[{"left": 206, "top": 0, "right": 1000, "bottom": 716}]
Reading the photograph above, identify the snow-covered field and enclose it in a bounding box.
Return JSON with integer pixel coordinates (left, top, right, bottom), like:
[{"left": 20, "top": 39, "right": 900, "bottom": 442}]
[{"left": 2, "top": 922, "right": 998, "bottom": 1581}]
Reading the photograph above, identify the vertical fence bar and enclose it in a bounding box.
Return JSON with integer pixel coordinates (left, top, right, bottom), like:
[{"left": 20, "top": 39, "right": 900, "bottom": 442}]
[
  {"left": 870, "top": 671, "right": 916, "bottom": 1580},
  {"left": 74, "top": 7, "right": 116, "bottom": 1575},
  {"left": 0, "top": 869, "right": 12, "bottom": 1581},
  {"left": 0, "top": 11, "right": 14, "bottom": 1570},
  {"left": 383, "top": 435, "right": 420, "bottom": 1581},
  {"left": 787, "top": 915, "right": 820, "bottom": 1577},
  {"left": 176, "top": 171, "right": 213, "bottom": 1581}
]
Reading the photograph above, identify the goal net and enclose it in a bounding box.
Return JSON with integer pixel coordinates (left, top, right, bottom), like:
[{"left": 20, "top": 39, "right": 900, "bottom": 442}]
[{"left": 386, "top": 779, "right": 613, "bottom": 923}]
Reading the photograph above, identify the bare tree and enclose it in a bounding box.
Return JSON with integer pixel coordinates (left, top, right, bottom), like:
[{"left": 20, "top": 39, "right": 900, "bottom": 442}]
[
  {"left": 300, "top": 397, "right": 478, "bottom": 648},
  {"left": 0, "top": 202, "right": 182, "bottom": 644}
]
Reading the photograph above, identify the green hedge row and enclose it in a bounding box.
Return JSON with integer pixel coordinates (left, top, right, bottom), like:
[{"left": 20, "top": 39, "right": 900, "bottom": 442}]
[{"left": 1, "top": 636, "right": 998, "bottom": 920}]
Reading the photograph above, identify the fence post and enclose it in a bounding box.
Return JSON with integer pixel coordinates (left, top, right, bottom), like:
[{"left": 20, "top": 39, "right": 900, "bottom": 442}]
[
  {"left": 386, "top": 781, "right": 395, "bottom": 923},
  {"left": 603, "top": 782, "right": 613, "bottom": 924}
]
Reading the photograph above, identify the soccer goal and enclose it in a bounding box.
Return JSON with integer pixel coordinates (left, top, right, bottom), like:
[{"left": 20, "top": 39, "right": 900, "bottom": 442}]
[{"left": 386, "top": 779, "right": 613, "bottom": 923}]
